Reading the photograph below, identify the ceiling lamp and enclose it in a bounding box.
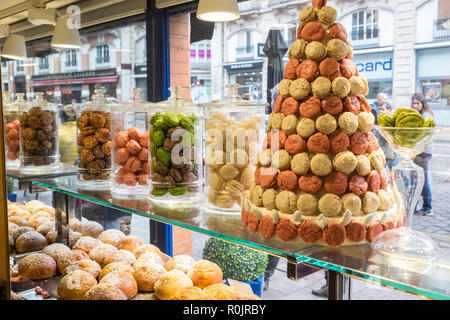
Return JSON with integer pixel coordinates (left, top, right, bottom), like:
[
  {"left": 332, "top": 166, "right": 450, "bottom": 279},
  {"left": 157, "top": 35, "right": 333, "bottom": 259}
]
[
  {"left": 197, "top": 0, "right": 240, "bottom": 22},
  {"left": 1, "top": 34, "right": 27, "bottom": 61},
  {"left": 51, "top": 16, "right": 81, "bottom": 49}
]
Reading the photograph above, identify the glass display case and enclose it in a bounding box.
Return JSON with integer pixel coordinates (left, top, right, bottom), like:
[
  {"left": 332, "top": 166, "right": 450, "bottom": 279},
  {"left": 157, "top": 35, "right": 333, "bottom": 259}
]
[
  {"left": 19, "top": 93, "right": 61, "bottom": 174},
  {"left": 148, "top": 87, "right": 204, "bottom": 221},
  {"left": 76, "top": 89, "right": 112, "bottom": 190},
  {"left": 111, "top": 88, "right": 152, "bottom": 197}
]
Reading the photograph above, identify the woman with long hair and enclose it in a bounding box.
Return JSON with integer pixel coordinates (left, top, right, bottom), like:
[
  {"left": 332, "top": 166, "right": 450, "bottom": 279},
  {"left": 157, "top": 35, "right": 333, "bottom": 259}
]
[{"left": 412, "top": 93, "right": 434, "bottom": 216}]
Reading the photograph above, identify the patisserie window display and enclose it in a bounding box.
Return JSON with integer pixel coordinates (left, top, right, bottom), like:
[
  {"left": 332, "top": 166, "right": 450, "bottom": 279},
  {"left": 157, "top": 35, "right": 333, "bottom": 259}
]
[
  {"left": 204, "top": 84, "right": 267, "bottom": 214},
  {"left": 111, "top": 89, "right": 152, "bottom": 196},
  {"left": 148, "top": 87, "right": 204, "bottom": 219},
  {"left": 241, "top": 0, "right": 401, "bottom": 248},
  {"left": 76, "top": 89, "right": 113, "bottom": 189},
  {"left": 3, "top": 93, "right": 24, "bottom": 169},
  {"left": 19, "top": 92, "right": 61, "bottom": 173}
]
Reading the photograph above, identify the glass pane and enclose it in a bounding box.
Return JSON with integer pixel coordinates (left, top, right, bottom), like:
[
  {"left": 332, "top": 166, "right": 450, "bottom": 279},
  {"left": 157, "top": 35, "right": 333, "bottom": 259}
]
[{"left": 1, "top": 17, "right": 147, "bottom": 107}]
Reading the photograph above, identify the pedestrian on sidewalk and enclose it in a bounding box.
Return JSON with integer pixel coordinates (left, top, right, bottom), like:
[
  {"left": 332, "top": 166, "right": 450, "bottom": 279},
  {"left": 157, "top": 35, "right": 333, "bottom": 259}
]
[{"left": 411, "top": 93, "right": 434, "bottom": 217}]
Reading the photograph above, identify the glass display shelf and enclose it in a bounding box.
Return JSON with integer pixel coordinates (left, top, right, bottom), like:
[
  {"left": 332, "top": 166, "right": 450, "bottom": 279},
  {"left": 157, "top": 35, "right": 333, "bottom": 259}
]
[
  {"left": 31, "top": 175, "right": 450, "bottom": 300},
  {"left": 295, "top": 239, "right": 450, "bottom": 300},
  {"left": 7, "top": 163, "right": 77, "bottom": 181}
]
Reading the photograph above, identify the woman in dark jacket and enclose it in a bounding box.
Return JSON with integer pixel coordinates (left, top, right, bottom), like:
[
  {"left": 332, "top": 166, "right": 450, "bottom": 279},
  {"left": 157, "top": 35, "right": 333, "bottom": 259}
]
[{"left": 412, "top": 93, "right": 434, "bottom": 216}]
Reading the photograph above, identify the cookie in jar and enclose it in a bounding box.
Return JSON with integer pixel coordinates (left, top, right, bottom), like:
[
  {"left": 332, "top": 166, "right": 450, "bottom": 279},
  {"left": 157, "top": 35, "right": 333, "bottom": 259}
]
[
  {"left": 19, "top": 92, "right": 61, "bottom": 173},
  {"left": 3, "top": 93, "right": 24, "bottom": 169},
  {"left": 204, "top": 85, "right": 267, "bottom": 214},
  {"left": 76, "top": 90, "right": 112, "bottom": 189},
  {"left": 111, "top": 88, "right": 152, "bottom": 196},
  {"left": 148, "top": 87, "right": 204, "bottom": 219}
]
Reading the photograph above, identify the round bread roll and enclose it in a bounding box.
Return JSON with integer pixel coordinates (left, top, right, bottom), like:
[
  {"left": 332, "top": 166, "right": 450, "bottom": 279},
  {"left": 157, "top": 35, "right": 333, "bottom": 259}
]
[
  {"left": 135, "top": 252, "right": 164, "bottom": 267},
  {"left": 81, "top": 220, "right": 104, "bottom": 238},
  {"left": 164, "top": 254, "right": 196, "bottom": 274},
  {"left": 8, "top": 222, "right": 19, "bottom": 234},
  {"left": 202, "top": 283, "right": 244, "bottom": 300},
  {"left": 57, "top": 250, "right": 90, "bottom": 273},
  {"left": 154, "top": 269, "right": 194, "bottom": 300},
  {"left": 106, "top": 249, "right": 136, "bottom": 266},
  {"left": 69, "top": 218, "right": 83, "bottom": 233},
  {"left": 8, "top": 216, "right": 28, "bottom": 227},
  {"left": 133, "top": 262, "right": 167, "bottom": 292},
  {"left": 72, "top": 236, "right": 102, "bottom": 253},
  {"left": 42, "top": 243, "right": 71, "bottom": 261},
  {"left": 15, "top": 231, "right": 48, "bottom": 253},
  {"left": 27, "top": 216, "right": 52, "bottom": 230},
  {"left": 11, "top": 226, "right": 35, "bottom": 240},
  {"left": 57, "top": 270, "right": 97, "bottom": 300},
  {"left": 83, "top": 283, "right": 127, "bottom": 300},
  {"left": 36, "top": 222, "right": 55, "bottom": 236},
  {"left": 133, "top": 244, "right": 162, "bottom": 259},
  {"left": 45, "top": 226, "right": 68, "bottom": 244},
  {"left": 8, "top": 207, "right": 32, "bottom": 220},
  {"left": 171, "top": 286, "right": 212, "bottom": 300},
  {"left": 18, "top": 253, "right": 56, "bottom": 280},
  {"left": 187, "top": 260, "right": 223, "bottom": 289},
  {"left": 99, "top": 271, "right": 138, "bottom": 299},
  {"left": 115, "top": 235, "right": 144, "bottom": 252},
  {"left": 89, "top": 244, "right": 119, "bottom": 268},
  {"left": 98, "top": 229, "right": 126, "bottom": 246},
  {"left": 68, "top": 231, "right": 82, "bottom": 249},
  {"left": 99, "top": 262, "right": 135, "bottom": 281},
  {"left": 63, "top": 259, "right": 102, "bottom": 278},
  {"left": 24, "top": 200, "right": 47, "bottom": 214}
]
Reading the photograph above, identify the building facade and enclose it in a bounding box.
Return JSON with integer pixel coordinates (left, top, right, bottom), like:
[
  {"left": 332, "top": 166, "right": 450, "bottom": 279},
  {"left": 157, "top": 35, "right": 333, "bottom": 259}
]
[
  {"left": 207, "top": 0, "right": 450, "bottom": 119},
  {"left": 1, "top": 20, "right": 147, "bottom": 104}
]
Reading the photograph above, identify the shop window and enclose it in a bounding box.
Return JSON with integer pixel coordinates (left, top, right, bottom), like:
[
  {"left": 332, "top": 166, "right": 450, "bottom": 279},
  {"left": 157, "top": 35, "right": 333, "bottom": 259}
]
[
  {"left": 39, "top": 56, "right": 49, "bottom": 70},
  {"left": 2, "top": 17, "right": 146, "bottom": 105},
  {"left": 65, "top": 50, "right": 78, "bottom": 68},
  {"left": 351, "top": 9, "right": 379, "bottom": 48},
  {"left": 135, "top": 36, "right": 147, "bottom": 64},
  {"left": 96, "top": 44, "right": 110, "bottom": 65}
]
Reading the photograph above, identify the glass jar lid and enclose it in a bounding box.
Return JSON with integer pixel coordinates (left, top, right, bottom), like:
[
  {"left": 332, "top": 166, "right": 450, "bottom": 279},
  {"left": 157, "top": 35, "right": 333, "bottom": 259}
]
[
  {"left": 28, "top": 92, "right": 56, "bottom": 108},
  {"left": 208, "top": 84, "right": 268, "bottom": 108},
  {"left": 156, "top": 86, "right": 199, "bottom": 110},
  {"left": 113, "top": 88, "right": 151, "bottom": 113}
]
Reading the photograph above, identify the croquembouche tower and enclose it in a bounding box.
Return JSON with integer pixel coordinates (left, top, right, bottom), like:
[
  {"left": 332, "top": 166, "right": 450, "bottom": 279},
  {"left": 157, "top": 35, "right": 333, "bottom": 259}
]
[{"left": 241, "top": 0, "right": 404, "bottom": 247}]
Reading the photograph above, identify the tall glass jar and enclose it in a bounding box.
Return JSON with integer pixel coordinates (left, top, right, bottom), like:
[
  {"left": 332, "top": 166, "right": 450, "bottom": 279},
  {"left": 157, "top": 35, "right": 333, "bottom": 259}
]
[
  {"left": 19, "top": 92, "right": 61, "bottom": 173},
  {"left": 76, "top": 89, "right": 112, "bottom": 189},
  {"left": 111, "top": 88, "right": 152, "bottom": 197},
  {"left": 3, "top": 93, "right": 23, "bottom": 169},
  {"left": 204, "top": 84, "right": 267, "bottom": 216},
  {"left": 148, "top": 87, "right": 204, "bottom": 220}
]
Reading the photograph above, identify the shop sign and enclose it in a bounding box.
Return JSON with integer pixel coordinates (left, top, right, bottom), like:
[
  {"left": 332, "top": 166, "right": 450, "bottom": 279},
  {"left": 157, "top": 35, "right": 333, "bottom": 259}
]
[
  {"left": 353, "top": 52, "right": 393, "bottom": 80},
  {"left": 32, "top": 68, "right": 116, "bottom": 82},
  {"left": 258, "top": 43, "right": 265, "bottom": 57},
  {"left": 224, "top": 61, "right": 263, "bottom": 74},
  {"left": 134, "top": 65, "right": 147, "bottom": 75}
]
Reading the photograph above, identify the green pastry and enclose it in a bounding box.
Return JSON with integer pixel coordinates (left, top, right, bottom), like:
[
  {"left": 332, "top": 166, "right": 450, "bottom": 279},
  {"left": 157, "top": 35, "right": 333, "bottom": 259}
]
[
  {"left": 156, "top": 148, "right": 171, "bottom": 166},
  {"left": 151, "top": 188, "right": 168, "bottom": 197},
  {"left": 150, "top": 112, "right": 163, "bottom": 125},
  {"left": 151, "top": 129, "right": 165, "bottom": 147},
  {"left": 169, "top": 186, "right": 188, "bottom": 196},
  {"left": 424, "top": 118, "right": 436, "bottom": 127},
  {"left": 179, "top": 114, "right": 194, "bottom": 133},
  {"left": 395, "top": 112, "right": 424, "bottom": 127},
  {"left": 151, "top": 159, "right": 157, "bottom": 173},
  {"left": 179, "top": 130, "right": 194, "bottom": 147},
  {"left": 150, "top": 141, "right": 158, "bottom": 157},
  {"left": 378, "top": 113, "right": 395, "bottom": 127},
  {"left": 153, "top": 118, "right": 168, "bottom": 131},
  {"left": 163, "top": 112, "right": 180, "bottom": 127}
]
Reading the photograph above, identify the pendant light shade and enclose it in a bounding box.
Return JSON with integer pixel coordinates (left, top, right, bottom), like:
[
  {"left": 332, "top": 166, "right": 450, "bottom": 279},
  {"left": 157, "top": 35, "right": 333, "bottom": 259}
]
[
  {"left": 51, "top": 16, "right": 81, "bottom": 49},
  {"left": 1, "top": 34, "right": 27, "bottom": 61},
  {"left": 197, "top": 0, "right": 240, "bottom": 22}
]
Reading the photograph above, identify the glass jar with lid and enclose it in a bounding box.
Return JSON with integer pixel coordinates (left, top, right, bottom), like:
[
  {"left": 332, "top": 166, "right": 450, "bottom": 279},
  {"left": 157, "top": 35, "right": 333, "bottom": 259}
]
[
  {"left": 19, "top": 92, "right": 61, "bottom": 173},
  {"left": 148, "top": 87, "right": 204, "bottom": 220},
  {"left": 3, "top": 93, "right": 23, "bottom": 169},
  {"left": 111, "top": 88, "right": 152, "bottom": 197},
  {"left": 204, "top": 84, "right": 267, "bottom": 217},
  {"left": 76, "top": 89, "right": 112, "bottom": 189}
]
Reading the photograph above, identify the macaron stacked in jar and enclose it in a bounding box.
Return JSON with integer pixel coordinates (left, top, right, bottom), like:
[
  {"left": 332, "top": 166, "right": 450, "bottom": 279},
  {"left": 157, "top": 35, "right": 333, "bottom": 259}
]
[{"left": 241, "top": 0, "right": 401, "bottom": 248}]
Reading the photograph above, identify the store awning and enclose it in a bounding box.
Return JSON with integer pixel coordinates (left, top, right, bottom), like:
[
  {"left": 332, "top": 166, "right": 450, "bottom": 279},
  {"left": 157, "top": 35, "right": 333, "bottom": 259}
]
[{"left": 31, "top": 75, "right": 119, "bottom": 87}]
